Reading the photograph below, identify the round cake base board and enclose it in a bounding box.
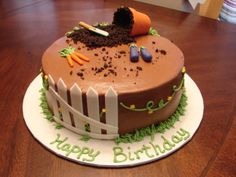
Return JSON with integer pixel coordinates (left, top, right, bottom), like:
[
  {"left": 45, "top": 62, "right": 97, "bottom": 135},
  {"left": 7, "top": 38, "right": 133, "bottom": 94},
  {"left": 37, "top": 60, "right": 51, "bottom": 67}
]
[{"left": 23, "top": 74, "right": 204, "bottom": 167}]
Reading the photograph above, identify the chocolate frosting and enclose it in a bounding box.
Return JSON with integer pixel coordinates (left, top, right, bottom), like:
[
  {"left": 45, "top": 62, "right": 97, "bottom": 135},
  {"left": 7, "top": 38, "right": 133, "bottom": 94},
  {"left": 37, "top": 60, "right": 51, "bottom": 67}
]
[{"left": 42, "top": 35, "right": 184, "bottom": 94}]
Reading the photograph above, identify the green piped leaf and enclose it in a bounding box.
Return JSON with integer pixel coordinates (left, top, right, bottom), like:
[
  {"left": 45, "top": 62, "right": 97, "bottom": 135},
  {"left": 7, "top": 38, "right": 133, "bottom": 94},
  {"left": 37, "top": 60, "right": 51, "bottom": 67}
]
[
  {"left": 55, "top": 123, "right": 63, "bottom": 129},
  {"left": 158, "top": 99, "right": 164, "bottom": 108},
  {"left": 148, "top": 27, "right": 160, "bottom": 36},
  {"left": 80, "top": 134, "right": 91, "bottom": 142}
]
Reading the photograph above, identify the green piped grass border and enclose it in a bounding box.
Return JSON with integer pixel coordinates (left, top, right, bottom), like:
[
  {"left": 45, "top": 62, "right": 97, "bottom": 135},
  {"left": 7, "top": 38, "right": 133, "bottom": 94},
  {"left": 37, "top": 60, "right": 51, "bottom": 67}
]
[
  {"left": 115, "top": 89, "right": 187, "bottom": 144},
  {"left": 39, "top": 87, "right": 63, "bottom": 129}
]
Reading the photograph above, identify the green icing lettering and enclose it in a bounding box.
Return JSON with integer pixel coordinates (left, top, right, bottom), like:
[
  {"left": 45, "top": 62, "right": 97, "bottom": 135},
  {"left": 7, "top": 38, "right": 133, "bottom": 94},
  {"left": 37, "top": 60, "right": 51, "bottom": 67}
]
[
  {"left": 171, "top": 135, "right": 183, "bottom": 144},
  {"left": 161, "top": 136, "right": 175, "bottom": 151},
  {"left": 66, "top": 145, "right": 81, "bottom": 156},
  {"left": 50, "top": 134, "right": 68, "bottom": 149},
  {"left": 149, "top": 142, "right": 159, "bottom": 156},
  {"left": 142, "top": 145, "right": 154, "bottom": 158},
  {"left": 134, "top": 149, "right": 144, "bottom": 160},
  {"left": 149, "top": 142, "right": 165, "bottom": 155},
  {"left": 111, "top": 128, "right": 191, "bottom": 163},
  {"left": 50, "top": 134, "right": 100, "bottom": 162},
  {"left": 113, "top": 147, "right": 127, "bottom": 163},
  {"left": 177, "top": 128, "right": 190, "bottom": 140},
  {"left": 82, "top": 148, "right": 100, "bottom": 162},
  {"left": 77, "top": 147, "right": 90, "bottom": 159},
  {"left": 61, "top": 143, "right": 71, "bottom": 153},
  {"left": 128, "top": 147, "right": 135, "bottom": 161}
]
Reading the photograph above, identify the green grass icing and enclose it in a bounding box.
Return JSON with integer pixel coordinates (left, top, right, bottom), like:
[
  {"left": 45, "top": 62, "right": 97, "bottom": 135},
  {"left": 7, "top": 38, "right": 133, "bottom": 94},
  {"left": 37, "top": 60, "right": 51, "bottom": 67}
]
[{"left": 39, "top": 87, "right": 63, "bottom": 129}]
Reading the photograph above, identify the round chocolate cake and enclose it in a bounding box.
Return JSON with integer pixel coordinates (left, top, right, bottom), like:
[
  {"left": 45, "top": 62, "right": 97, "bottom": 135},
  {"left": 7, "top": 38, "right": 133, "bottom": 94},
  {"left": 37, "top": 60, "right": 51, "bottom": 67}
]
[{"left": 41, "top": 7, "right": 185, "bottom": 139}]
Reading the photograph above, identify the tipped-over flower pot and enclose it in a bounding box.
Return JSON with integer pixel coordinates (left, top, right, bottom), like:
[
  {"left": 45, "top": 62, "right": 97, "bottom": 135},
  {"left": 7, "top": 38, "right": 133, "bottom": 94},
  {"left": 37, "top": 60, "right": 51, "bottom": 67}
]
[{"left": 113, "top": 7, "right": 151, "bottom": 36}]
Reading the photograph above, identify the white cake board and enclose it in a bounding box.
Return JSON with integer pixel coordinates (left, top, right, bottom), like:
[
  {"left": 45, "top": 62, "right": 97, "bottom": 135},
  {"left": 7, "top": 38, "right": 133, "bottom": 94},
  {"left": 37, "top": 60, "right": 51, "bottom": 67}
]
[{"left": 22, "top": 74, "right": 204, "bottom": 167}]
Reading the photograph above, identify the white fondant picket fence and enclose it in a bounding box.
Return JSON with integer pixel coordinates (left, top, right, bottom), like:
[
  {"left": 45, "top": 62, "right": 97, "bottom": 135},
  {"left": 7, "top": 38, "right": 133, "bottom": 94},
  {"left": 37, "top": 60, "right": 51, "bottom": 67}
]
[{"left": 46, "top": 75, "right": 119, "bottom": 140}]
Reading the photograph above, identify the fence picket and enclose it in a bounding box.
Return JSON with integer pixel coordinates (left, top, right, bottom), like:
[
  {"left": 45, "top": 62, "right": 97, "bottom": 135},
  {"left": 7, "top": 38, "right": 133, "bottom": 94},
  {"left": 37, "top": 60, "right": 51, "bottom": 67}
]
[
  {"left": 47, "top": 75, "right": 60, "bottom": 119},
  {"left": 86, "top": 87, "right": 101, "bottom": 134},
  {"left": 57, "top": 78, "right": 71, "bottom": 124},
  {"left": 105, "top": 87, "right": 118, "bottom": 134},
  {"left": 70, "top": 83, "right": 85, "bottom": 130}
]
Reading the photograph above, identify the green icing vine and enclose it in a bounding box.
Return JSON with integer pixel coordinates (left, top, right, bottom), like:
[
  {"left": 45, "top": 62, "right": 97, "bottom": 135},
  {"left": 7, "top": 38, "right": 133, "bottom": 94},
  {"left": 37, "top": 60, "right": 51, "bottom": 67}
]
[
  {"left": 39, "top": 86, "right": 63, "bottom": 129},
  {"left": 115, "top": 89, "right": 188, "bottom": 145},
  {"left": 120, "top": 78, "right": 184, "bottom": 114},
  {"left": 148, "top": 27, "right": 160, "bottom": 36}
]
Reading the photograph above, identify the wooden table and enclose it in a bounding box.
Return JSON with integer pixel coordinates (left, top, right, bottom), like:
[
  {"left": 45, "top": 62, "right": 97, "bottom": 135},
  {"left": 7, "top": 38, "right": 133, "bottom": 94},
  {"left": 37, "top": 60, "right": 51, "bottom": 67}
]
[{"left": 1, "top": 0, "right": 236, "bottom": 176}]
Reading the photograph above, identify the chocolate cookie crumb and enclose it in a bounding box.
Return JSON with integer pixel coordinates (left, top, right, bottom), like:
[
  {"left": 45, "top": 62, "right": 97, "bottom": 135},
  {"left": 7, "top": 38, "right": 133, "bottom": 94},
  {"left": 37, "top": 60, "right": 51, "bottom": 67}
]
[
  {"left": 67, "top": 24, "right": 135, "bottom": 49},
  {"left": 104, "top": 63, "right": 108, "bottom": 69},
  {"left": 77, "top": 72, "right": 83, "bottom": 77},
  {"left": 136, "top": 66, "right": 142, "bottom": 71},
  {"left": 66, "top": 39, "right": 70, "bottom": 44},
  {"left": 119, "top": 50, "right": 126, "bottom": 54},
  {"left": 160, "top": 50, "right": 167, "bottom": 55}
]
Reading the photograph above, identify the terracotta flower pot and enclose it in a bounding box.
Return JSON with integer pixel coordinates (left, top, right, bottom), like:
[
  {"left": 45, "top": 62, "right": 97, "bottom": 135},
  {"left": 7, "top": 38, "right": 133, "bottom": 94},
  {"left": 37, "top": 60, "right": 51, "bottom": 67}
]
[{"left": 113, "top": 7, "right": 151, "bottom": 36}]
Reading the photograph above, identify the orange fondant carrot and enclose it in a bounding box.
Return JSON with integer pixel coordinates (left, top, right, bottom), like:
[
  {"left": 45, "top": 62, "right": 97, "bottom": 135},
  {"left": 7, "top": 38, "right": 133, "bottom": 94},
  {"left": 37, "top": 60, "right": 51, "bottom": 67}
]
[
  {"left": 74, "top": 52, "right": 90, "bottom": 62},
  {"left": 66, "top": 55, "right": 74, "bottom": 67},
  {"left": 70, "top": 53, "right": 84, "bottom": 65},
  {"left": 59, "top": 47, "right": 89, "bottom": 67}
]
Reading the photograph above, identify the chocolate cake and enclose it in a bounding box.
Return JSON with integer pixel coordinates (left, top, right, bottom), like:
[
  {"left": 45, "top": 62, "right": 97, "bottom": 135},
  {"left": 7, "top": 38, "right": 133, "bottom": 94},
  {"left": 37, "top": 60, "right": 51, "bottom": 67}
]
[{"left": 41, "top": 7, "right": 185, "bottom": 140}]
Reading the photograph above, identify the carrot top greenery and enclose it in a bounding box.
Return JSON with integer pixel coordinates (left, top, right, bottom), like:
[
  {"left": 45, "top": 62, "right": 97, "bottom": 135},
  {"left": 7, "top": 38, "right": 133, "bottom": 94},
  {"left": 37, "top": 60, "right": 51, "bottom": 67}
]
[{"left": 59, "top": 46, "right": 90, "bottom": 67}]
